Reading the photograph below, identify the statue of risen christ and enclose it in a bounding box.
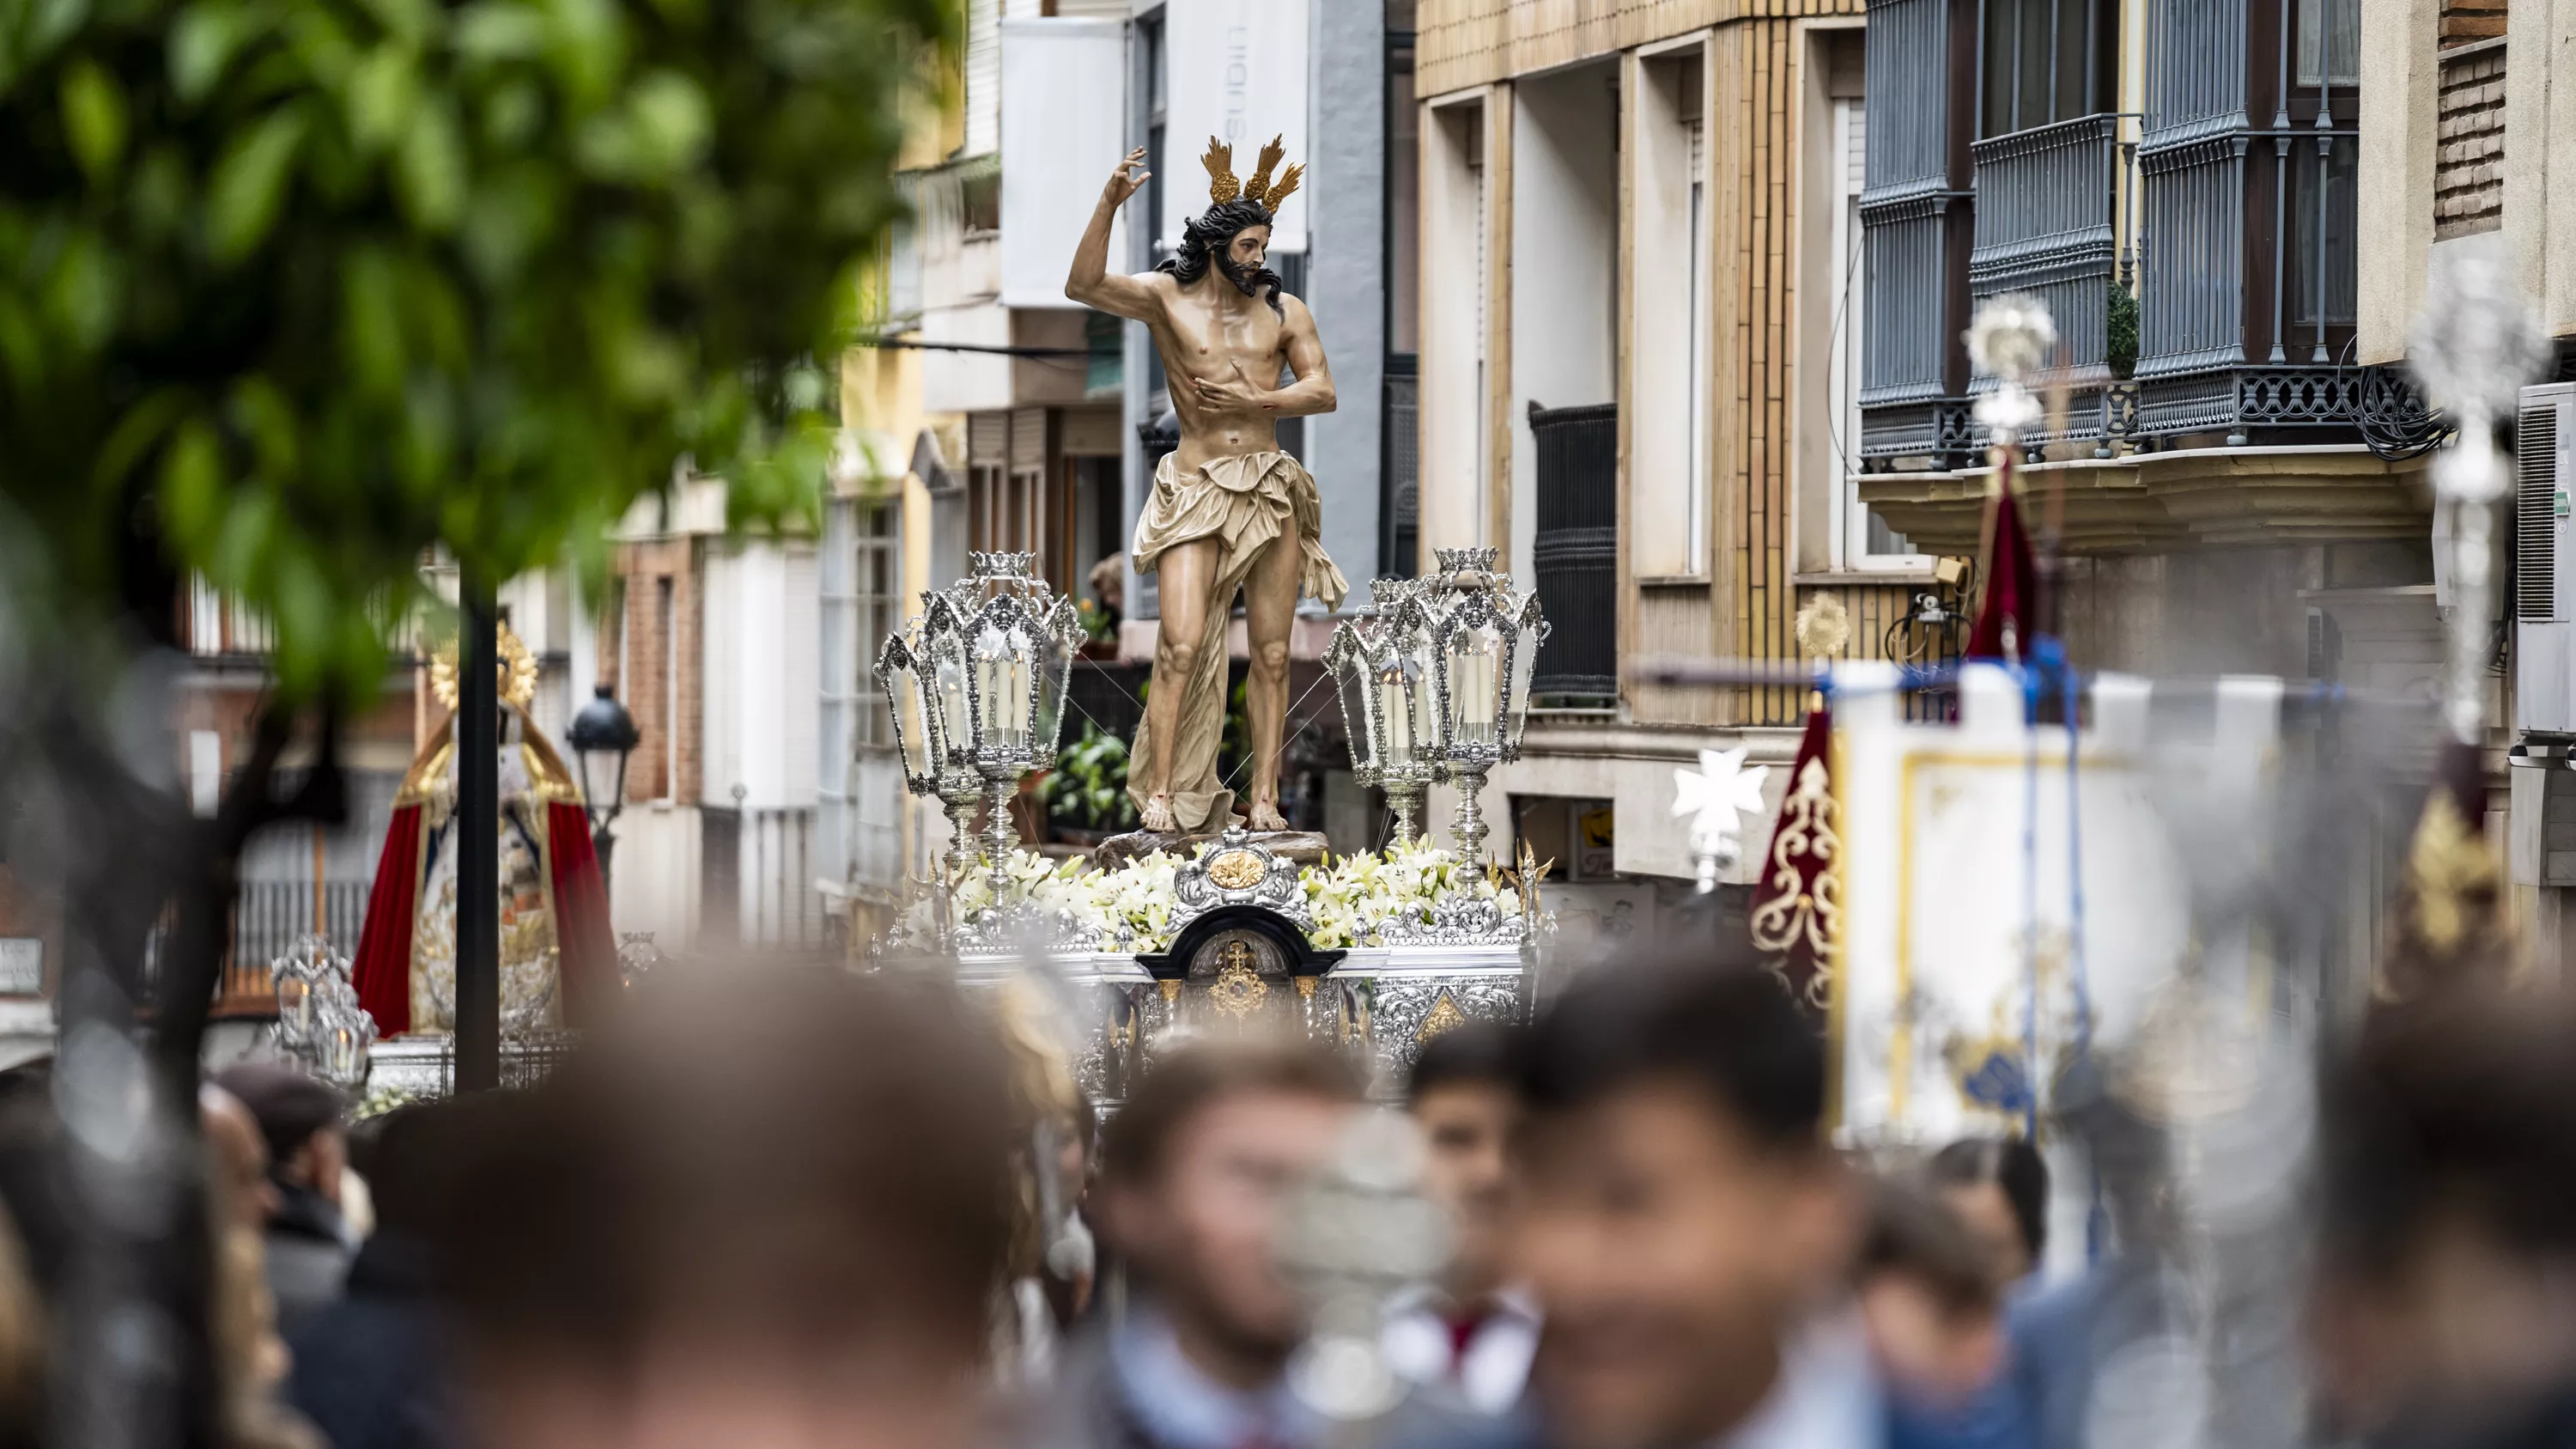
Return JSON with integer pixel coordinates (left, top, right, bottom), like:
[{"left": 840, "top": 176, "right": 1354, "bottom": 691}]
[{"left": 1065, "top": 139, "right": 1348, "bottom": 834}]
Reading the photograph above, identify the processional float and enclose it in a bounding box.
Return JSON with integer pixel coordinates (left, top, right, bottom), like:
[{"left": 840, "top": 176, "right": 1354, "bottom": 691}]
[{"left": 868, "top": 549, "right": 1554, "bottom": 1099}]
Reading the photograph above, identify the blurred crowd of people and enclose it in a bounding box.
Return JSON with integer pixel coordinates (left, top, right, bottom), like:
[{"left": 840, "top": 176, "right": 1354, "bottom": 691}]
[{"left": 0, "top": 959, "right": 2565, "bottom": 1449}]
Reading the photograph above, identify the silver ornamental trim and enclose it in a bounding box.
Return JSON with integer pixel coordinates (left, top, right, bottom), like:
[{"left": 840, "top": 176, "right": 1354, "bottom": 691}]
[
  {"left": 1369, "top": 893, "right": 1532, "bottom": 948},
  {"left": 1169, "top": 828, "right": 1313, "bottom": 933}
]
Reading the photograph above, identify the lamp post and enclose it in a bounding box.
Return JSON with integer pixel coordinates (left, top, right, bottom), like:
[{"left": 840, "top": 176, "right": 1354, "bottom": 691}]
[
  {"left": 567, "top": 684, "right": 640, "bottom": 880},
  {"left": 1419, "top": 548, "right": 1548, "bottom": 862},
  {"left": 1327, "top": 578, "right": 1438, "bottom": 845},
  {"left": 878, "top": 552, "right": 1084, "bottom": 898}
]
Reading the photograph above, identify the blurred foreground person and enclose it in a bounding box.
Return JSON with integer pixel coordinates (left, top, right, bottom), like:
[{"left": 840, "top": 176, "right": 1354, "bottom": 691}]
[
  {"left": 1856, "top": 1180, "right": 2030, "bottom": 1449},
  {"left": 1385, "top": 1023, "right": 1539, "bottom": 1415},
  {"left": 213, "top": 1064, "right": 355, "bottom": 1333},
  {"left": 440, "top": 968, "right": 1018, "bottom": 1449},
  {"left": 2312, "top": 989, "right": 2576, "bottom": 1449},
  {"left": 202, "top": 1086, "right": 324, "bottom": 1449},
  {"left": 1513, "top": 965, "right": 1870, "bottom": 1449},
  {"left": 288, "top": 1099, "right": 496, "bottom": 1449},
  {"left": 1034, "top": 1034, "right": 1476, "bottom": 1449},
  {"left": 1924, "top": 1139, "right": 2046, "bottom": 1291},
  {"left": 2001, "top": 1065, "right": 2172, "bottom": 1449},
  {"left": 1042, "top": 1091, "right": 1099, "bottom": 1331}
]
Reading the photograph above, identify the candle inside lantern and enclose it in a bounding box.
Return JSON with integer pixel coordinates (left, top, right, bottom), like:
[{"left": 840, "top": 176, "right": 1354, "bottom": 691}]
[
  {"left": 1455, "top": 640, "right": 1499, "bottom": 746},
  {"left": 1378, "top": 669, "right": 1414, "bottom": 765},
  {"left": 935, "top": 656, "right": 969, "bottom": 759},
  {"left": 969, "top": 629, "right": 1020, "bottom": 747}
]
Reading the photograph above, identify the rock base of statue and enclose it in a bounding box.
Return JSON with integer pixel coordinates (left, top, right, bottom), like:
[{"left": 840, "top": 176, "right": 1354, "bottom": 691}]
[{"left": 1094, "top": 826, "right": 1331, "bottom": 874}]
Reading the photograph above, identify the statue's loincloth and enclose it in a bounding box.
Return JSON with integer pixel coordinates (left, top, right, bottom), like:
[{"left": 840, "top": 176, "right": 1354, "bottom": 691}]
[{"left": 1129, "top": 450, "right": 1349, "bottom": 831}]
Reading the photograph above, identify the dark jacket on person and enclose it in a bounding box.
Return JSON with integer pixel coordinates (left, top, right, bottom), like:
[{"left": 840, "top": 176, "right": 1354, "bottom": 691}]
[
  {"left": 264, "top": 1178, "right": 354, "bottom": 1336},
  {"left": 283, "top": 1233, "right": 453, "bottom": 1449}
]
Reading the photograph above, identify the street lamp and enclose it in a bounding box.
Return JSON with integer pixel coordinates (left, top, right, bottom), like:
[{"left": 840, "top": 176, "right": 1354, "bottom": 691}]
[
  {"left": 880, "top": 552, "right": 1084, "bottom": 895},
  {"left": 567, "top": 684, "right": 640, "bottom": 875},
  {"left": 1420, "top": 548, "right": 1548, "bottom": 862},
  {"left": 1327, "top": 578, "right": 1437, "bottom": 845}
]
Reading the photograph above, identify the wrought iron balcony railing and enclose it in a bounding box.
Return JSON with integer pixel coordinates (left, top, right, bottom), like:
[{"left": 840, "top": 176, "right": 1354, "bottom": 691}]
[
  {"left": 1860, "top": 0, "right": 2388, "bottom": 464},
  {"left": 1856, "top": 0, "right": 1975, "bottom": 465},
  {"left": 1967, "top": 113, "right": 2139, "bottom": 449}
]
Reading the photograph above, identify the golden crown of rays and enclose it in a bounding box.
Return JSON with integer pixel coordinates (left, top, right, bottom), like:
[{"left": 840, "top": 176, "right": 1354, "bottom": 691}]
[
  {"left": 428, "top": 624, "right": 540, "bottom": 712},
  {"left": 1201, "top": 135, "right": 1303, "bottom": 210}
]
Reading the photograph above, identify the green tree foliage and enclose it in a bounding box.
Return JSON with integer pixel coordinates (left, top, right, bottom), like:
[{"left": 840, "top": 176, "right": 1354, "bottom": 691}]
[{"left": 0, "top": 0, "right": 953, "bottom": 695}]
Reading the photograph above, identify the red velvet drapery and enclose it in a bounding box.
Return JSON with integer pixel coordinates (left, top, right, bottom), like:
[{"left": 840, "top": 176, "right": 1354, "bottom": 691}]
[
  {"left": 545, "top": 801, "right": 615, "bottom": 1023},
  {"left": 351, "top": 802, "right": 424, "bottom": 1037},
  {"left": 1966, "top": 480, "right": 2037, "bottom": 661}
]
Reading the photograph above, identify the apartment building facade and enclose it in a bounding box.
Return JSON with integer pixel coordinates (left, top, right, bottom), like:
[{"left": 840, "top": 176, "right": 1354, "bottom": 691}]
[{"left": 1406, "top": 0, "right": 2518, "bottom": 949}]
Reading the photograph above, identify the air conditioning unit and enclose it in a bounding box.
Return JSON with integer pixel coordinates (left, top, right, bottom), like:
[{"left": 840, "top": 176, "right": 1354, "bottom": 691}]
[{"left": 2513, "top": 382, "right": 2576, "bottom": 735}]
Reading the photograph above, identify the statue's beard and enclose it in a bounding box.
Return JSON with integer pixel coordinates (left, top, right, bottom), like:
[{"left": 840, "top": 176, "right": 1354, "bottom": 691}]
[{"left": 1215, "top": 253, "right": 1269, "bottom": 299}]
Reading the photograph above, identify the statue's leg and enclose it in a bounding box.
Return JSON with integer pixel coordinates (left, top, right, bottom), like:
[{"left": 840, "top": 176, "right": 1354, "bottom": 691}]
[
  {"left": 1241, "top": 526, "right": 1303, "bottom": 833},
  {"left": 1139, "top": 537, "right": 1220, "bottom": 832}
]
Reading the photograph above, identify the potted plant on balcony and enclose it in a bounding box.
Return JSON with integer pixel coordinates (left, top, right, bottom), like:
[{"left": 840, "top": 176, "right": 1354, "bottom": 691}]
[{"left": 2109, "top": 281, "right": 2141, "bottom": 381}]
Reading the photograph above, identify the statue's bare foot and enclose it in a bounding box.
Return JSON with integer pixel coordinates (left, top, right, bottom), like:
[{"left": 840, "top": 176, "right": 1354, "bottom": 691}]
[
  {"left": 1139, "top": 794, "right": 1176, "bottom": 832},
  {"left": 1247, "top": 800, "right": 1289, "bottom": 832}
]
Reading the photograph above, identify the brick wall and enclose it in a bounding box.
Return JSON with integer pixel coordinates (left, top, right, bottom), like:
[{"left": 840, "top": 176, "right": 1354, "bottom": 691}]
[
  {"left": 2435, "top": 40, "right": 2506, "bottom": 240},
  {"left": 2440, "top": 0, "right": 2504, "bottom": 46},
  {"left": 604, "top": 538, "right": 703, "bottom": 805}
]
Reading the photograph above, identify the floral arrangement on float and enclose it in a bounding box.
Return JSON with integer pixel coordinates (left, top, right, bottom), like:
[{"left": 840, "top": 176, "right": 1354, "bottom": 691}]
[{"left": 904, "top": 835, "right": 1543, "bottom": 956}]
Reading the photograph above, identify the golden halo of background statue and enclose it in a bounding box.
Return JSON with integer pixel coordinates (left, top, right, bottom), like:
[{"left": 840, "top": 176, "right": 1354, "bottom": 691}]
[{"left": 1066, "top": 135, "right": 1349, "bottom": 836}]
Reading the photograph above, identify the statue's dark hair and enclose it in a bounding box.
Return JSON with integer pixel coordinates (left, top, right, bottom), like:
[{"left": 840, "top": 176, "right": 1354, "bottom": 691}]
[{"left": 1157, "top": 198, "right": 1285, "bottom": 318}]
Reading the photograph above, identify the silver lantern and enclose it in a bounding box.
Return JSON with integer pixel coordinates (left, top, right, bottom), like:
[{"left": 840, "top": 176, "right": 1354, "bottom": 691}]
[
  {"left": 1325, "top": 577, "right": 1439, "bottom": 845},
  {"left": 876, "top": 611, "right": 987, "bottom": 897},
  {"left": 267, "top": 935, "right": 377, "bottom": 1093},
  {"left": 1420, "top": 548, "right": 1548, "bottom": 862},
  {"left": 879, "top": 552, "right": 1084, "bottom": 896}
]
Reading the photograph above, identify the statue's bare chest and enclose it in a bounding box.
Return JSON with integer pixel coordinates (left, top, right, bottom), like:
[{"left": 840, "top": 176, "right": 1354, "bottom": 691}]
[{"left": 1162, "top": 295, "right": 1284, "bottom": 374}]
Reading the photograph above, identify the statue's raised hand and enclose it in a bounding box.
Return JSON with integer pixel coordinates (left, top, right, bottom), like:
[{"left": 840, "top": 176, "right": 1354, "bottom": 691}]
[{"left": 1103, "top": 148, "right": 1151, "bottom": 207}]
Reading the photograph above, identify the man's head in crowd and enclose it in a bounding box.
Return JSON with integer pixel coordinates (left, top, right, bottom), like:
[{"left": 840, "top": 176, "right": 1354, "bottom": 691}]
[
  {"left": 1094, "top": 1036, "right": 1364, "bottom": 1385},
  {"left": 2312, "top": 988, "right": 2576, "bottom": 1440},
  {"left": 212, "top": 1063, "right": 347, "bottom": 1209},
  {"left": 199, "top": 1085, "right": 279, "bottom": 1229},
  {"left": 1515, "top": 965, "right": 1856, "bottom": 1449},
  {"left": 440, "top": 969, "right": 1019, "bottom": 1449},
  {"left": 1926, "top": 1135, "right": 2048, "bottom": 1287},
  {"left": 1406, "top": 1022, "right": 1522, "bottom": 1306},
  {"left": 1855, "top": 1177, "right": 2009, "bottom": 1410}
]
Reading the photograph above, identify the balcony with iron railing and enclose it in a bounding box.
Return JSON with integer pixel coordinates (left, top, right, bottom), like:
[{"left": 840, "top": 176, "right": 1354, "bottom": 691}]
[
  {"left": 1858, "top": 0, "right": 2403, "bottom": 466},
  {"left": 2127, "top": 0, "right": 2372, "bottom": 442},
  {"left": 1965, "top": 113, "right": 2140, "bottom": 449},
  {"left": 1855, "top": 0, "right": 1976, "bottom": 464},
  {"left": 179, "top": 575, "right": 423, "bottom": 663}
]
